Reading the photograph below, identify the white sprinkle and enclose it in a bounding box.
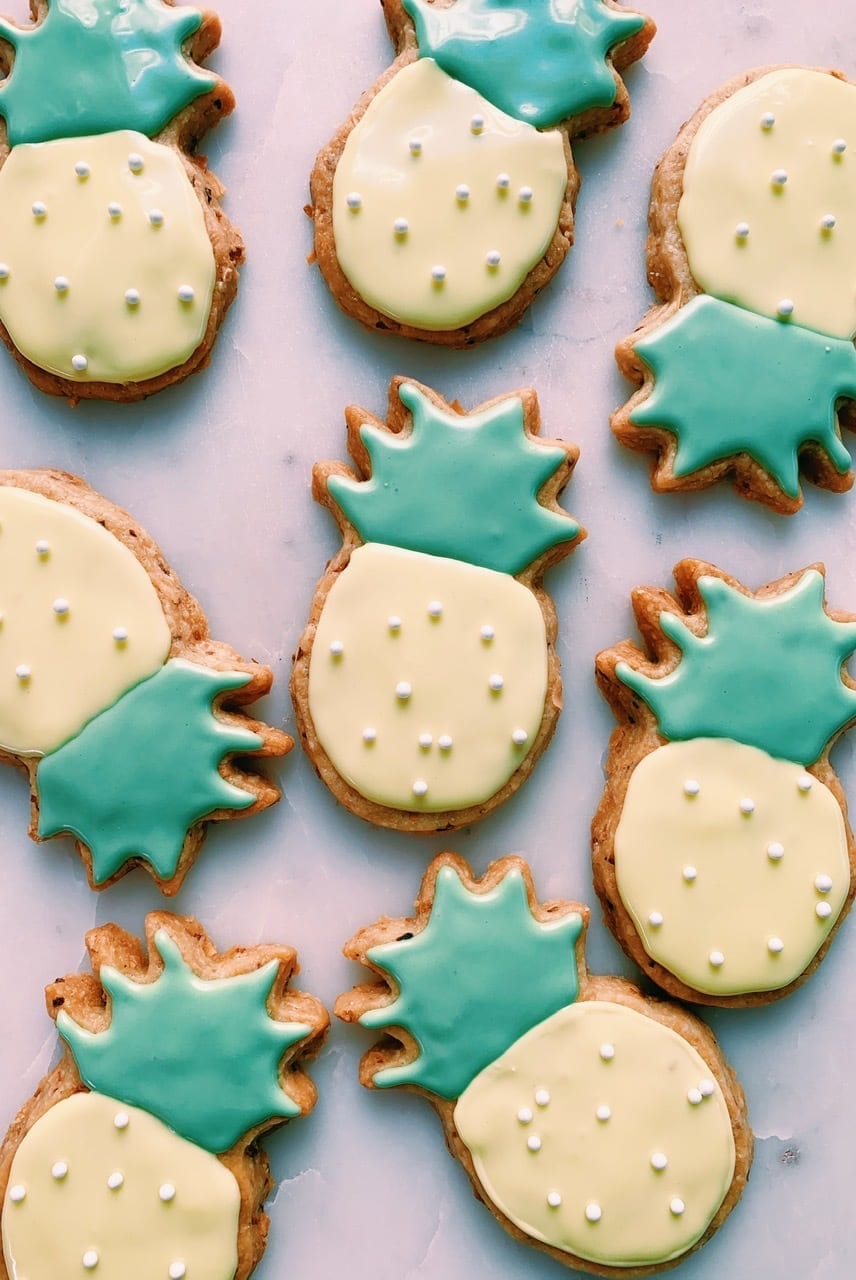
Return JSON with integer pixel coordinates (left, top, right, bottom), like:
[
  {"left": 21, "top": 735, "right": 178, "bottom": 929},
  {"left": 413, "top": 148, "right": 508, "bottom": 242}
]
[
  {"left": 72, "top": 354, "right": 88, "bottom": 372},
  {"left": 535, "top": 1089, "right": 551, "bottom": 1108},
  {"left": 75, "top": 161, "right": 91, "bottom": 179},
  {"left": 363, "top": 727, "right": 377, "bottom": 744},
  {"left": 35, "top": 540, "right": 49, "bottom": 555},
  {"left": 496, "top": 173, "right": 511, "bottom": 190},
  {"left": 128, "top": 153, "right": 144, "bottom": 173},
  {"left": 82, "top": 1249, "right": 99, "bottom": 1269},
  {"left": 512, "top": 728, "right": 528, "bottom": 746},
  {"left": 480, "top": 625, "right": 495, "bottom": 641},
  {"left": 412, "top": 779, "right": 428, "bottom": 797},
  {"left": 388, "top": 616, "right": 402, "bottom": 632},
  {"left": 821, "top": 213, "right": 837, "bottom": 230},
  {"left": 159, "top": 1183, "right": 176, "bottom": 1203},
  {"left": 108, "top": 202, "right": 122, "bottom": 219},
  {"left": 431, "top": 265, "right": 447, "bottom": 283},
  {"left": 54, "top": 275, "right": 69, "bottom": 293},
  {"left": 489, "top": 673, "right": 504, "bottom": 692},
  {"left": 470, "top": 114, "right": 485, "bottom": 134},
  {"left": 768, "top": 936, "right": 785, "bottom": 954},
  {"left": 169, "top": 1265, "right": 187, "bottom": 1280},
  {"left": 32, "top": 200, "right": 47, "bottom": 217},
  {"left": 776, "top": 299, "right": 795, "bottom": 319},
  {"left": 739, "top": 797, "right": 755, "bottom": 815},
  {"left": 547, "top": 1191, "right": 562, "bottom": 1208},
  {"left": 596, "top": 1104, "right": 611, "bottom": 1122},
  {"left": 418, "top": 733, "right": 433, "bottom": 749},
  {"left": 114, "top": 1111, "right": 130, "bottom": 1130},
  {"left": 833, "top": 139, "right": 848, "bottom": 155},
  {"left": 518, "top": 1107, "right": 533, "bottom": 1124},
  {"left": 346, "top": 191, "right": 362, "bottom": 210},
  {"left": 519, "top": 185, "right": 534, "bottom": 203},
  {"left": 683, "top": 779, "right": 700, "bottom": 797},
  {"left": 651, "top": 1152, "right": 668, "bottom": 1171},
  {"left": 709, "top": 950, "right": 725, "bottom": 968},
  {"left": 585, "top": 1203, "right": 602, "bottom": 1223},
  {"left": 761, "top": 112, "right": 776, "bottom": 129},
  {"left": 455, "top": 183, "right": 470, "bottom": 201},
  {"left": 600, "top": 1043, "right": 615, "bottom": 1061},
  {"left": 125, "top": 288, "right": 141, "bottom": 306},
  {"left": 797, "top": 773, "right": 813, "bottom": 793},
  {"left": 0, "top": 264, "right": 9, "bottom": 279},
  {"left": 9, "top": 1185, "right": 26, "bottom": 1203},
  {"left": 767, "top": 842, "right": 785, "bottom": 861},
  {"left": 699, "top": 1080, "right": 716, "bottom": 1098},
  {"left": 395, "top": 681, "right": 412, "bottom": 700},
  {"left": 683, "top": 866, "right": 697, "bottom": 883},
  {"left": 735, "top": 222, "right": 750, "bottom": 239},
  {"left": 428, "top": 600, "right": 443, "bottom": 618},
  {"left": 409, "top": 138, "right": 423, "bottom": 156},
  {"left": 329, "top": 640, "right": 344, "bottom": 657},
  {"left": 771, "top": 168, "right": 788, "bottom": 186},
  {"left": 527, "top": 1135, "right": 542, "bottom": 1152},
  {"left": 438, "top": 734, "right": 453, "bottom": 751},
  {"left": 15, "top": 665, "right": 30, "bottom": 681},
  {"left": 107, "top": 1171, "right": 124, "bottom": 1190},
  {"left": 149, "top": 209, "right": 165, "bottom": 226},
  {"left": 486, "top": 249, "right": 502, "bottom": 267},
  {"left": 112, "top": 627, "right": 129, "bottom": 645},
  {"left": 53, "top": 598, "right": 70, "bottom": 615},
  {"left": 815, "top": 874, "right": 833, "bottom": 894},
  {"left": 52, "top": 1161, "right": 69, "bottom": 1180},
  {"left": 648, "top": 911, "right": 664, "bottom": 928},
  {"left": 688, "top": 1088, "right": 703, "bottom": 1106},
  {"left": 817, "top": 901, "right": 833, "bottom": 920},
  {"left": 670, "top": 1198, "right": 686, "bottom": 1217},
  {"left": 177, "top": 285, "right": 195, "bottom": 303},
  {"left": 394, "top": 217, "right": 409, "bottom": 235}
]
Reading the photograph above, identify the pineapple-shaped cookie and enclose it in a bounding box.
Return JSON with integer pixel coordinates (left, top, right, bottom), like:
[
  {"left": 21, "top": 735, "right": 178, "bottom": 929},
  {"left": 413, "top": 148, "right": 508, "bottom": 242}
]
[
  {"left": 312, "top": 0, "right": 654, "bottom": 345},
  {"left": 0, "top": 471, "right": 290, "bottom": 893},
  {"left": 0, "top": 0, "right": 241, "bottom": 400},
  {"left": 594, "top": 561, "right": 856, "bottom": 1005},
  {"left": 291, "top": 378, "right": 584, "bottom": 831},
  {"left": 613, "top": 67, "right": 856, "bottom": 511},
  {"left": 337, "top": 854, "right": 751, "bottom": 1274},
  {"left": 1, "top": 914, "right": 328, "bottom": 1280}
]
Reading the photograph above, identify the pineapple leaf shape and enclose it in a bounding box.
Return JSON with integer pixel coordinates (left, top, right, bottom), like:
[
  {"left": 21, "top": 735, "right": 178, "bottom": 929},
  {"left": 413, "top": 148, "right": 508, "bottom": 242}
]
[
  {"left": 57, "top": 928, "right": 312, "bottom": 1153},
  {"left": 337, "top": 854, "right": 751, "bottom": 1273},
  {"left": 404, "top": 0, "right": 646, "bottom": 127},
  {"left": 292, "top": 379, "right": 583, "bottom": 831},
  {"left": 362, "top": 862, "right": 582, "bottom": 1098},
  {"left": 0, "top": 0, "right": 216, "bottom": 145}
]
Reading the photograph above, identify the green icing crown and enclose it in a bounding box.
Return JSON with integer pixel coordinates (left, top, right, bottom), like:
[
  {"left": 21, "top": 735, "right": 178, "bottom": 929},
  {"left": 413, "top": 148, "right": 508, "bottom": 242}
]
[
  {"left": 617, "top": 569, "right": 856, "bottom": 765},
  {"left": 403, "top": 0, "right": 644, "bottom": 127},
  {"left": 327, "top": 384, "right": 579, "bottom": 576},
  {"left": 362, "top": 864, "right": 582, "bottom": 1099},
  {"left": 0, "top": 0, "right": 216, "bottom": 146},
  {"left": 58, "top": 930, "right": 310, "bottom": 1153}
]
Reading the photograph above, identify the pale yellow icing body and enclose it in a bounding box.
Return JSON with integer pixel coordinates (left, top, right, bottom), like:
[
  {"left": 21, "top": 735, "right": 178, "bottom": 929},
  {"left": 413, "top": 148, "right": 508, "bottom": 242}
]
[
  {"left": 0, "top": 130, "right": 215, "bottom": 382},
  {"left": 614, "top": 738, "right": 849, "bottom": 995},
  {"left": 308, "top": 542, "right": 546, "bottom": 811},
  {"left": 454, "top": 1001, "right": 736, "bottom": 1268},
  {"left": 2, "top": 1092, "right": 240, "bottom": 1280},
  {"left": 0, "top": 487, "right": 170, "bottom": 756},
  {"left": 678, "top": 69, "right": 856, "bottom": 338},
  {"left": 332, "top": 59, "right": 568, "bottom": 330}
]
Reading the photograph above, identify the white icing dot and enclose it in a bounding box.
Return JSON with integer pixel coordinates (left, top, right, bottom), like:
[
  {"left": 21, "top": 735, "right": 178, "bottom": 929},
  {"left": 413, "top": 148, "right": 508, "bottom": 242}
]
[
  {"left": 329, "top": 640, "right": 344, "bottom": 657},
  {"left": 15, "top": 664, "right": 31, "bottom": 681},
  {"left": 438, "top": 734, "right": 453, "bottom": 751},
  {"left": 128, "top": 153, "right": 144, "bottom": 173},
  {"left": 362, "top": 727, "right": 377, "bottom": 744},
  {"left": 496, "top": 173, "right": 510, "bottom": 190},
  {"left": 149, "top": 209, "right": 165, "bottom": 226},
  {"left": 527, "top": 1135, "right": 542, "bottom": 1152},
  {"left": 776, "top": 299, "right": 795, "bottom": 317},
  {"left": 113, "top": 627, "right": 129, "bottom": 643},
  {"left": 771, "top": 169, "right": 788, "bottom": 186},
  {"left": 0, "top": 264, "right": 9, "bottom": 279},
  {"left": 32, "top": 200, "right": 47, "bottom": 218},
  {"left": 599, "top": 1043, "right": 615, "bottom": 1062},
  {"left": 412, "top": 779, "right": 428, "bottom": 797},
  {"left": 455, "top": 184, "right": 470, "bottom": 202},
  {"left": 108, "top": 202, "right": 122, "bottom": 219},
  {"left": 52, "top": 1161, "right": 69, "bottom": 1180},
  {"left": 797, "top": 774, "right": 813, "bottom": 793},
  {"left": 177, "top": 285, "right": 195, "bottom": 304},
  {"left": 409, "top": 138, "right": 423, "bottom": 156},
  {"left": 817, "top": 901, "right": 833, "bottom": 920},
  {"left": 428, "top": 600, "right": 443, "bottom": 618},
  {"left": 431, "top": 265, "right": 447, "bottom": 282},
  {"left": 486, "top": 249, "right": 502, "bottom": 268},
  {"left": 388, "top": 616, "right": 402, "bottom": 632},
  {"left": 394, "top": 217, "right": 409, "bottom": 235},
  {"left": 480, "top": 625, "right": 495, "bottom": 641},
  {"left": 699, "top": 1079, "right": 716, "bottom": 1098},
  {"left": 735, "top": 222, "right": 750, "bottom": 239},
  {"left": 687, "top": 1088, "right": 703, "bottom": 1106},
  {"left": 535, "top": 1089, "right": 551, "bottom": 1108},
  {"left": 683, "top": 778, "right": 700, "bottom": 797},
  {"left": 761, "top": 111, "right": 776, "bottom": 129},
  {"left": 767, "top": 842, "right": 785, "bottom": 861},
  {"left": 547, "top": 1191, "right": 562, "bottom": 1209},
  {"left": 114, "top": 1111, "right": 130, "bottom": 1130},
  {"left": 682, "top": 866, "right": 697, "bottom": 883},
  {"left": 768, "top": 936, "right": 785, "bottom": 954},
  {"left": 815, "top": 874, "right": 833, "bottom": 894},
  {"left": 395, "top": 681, "right": 412, "bottom": 700},
  {"left": 159, "top": 1183, "right": 176, "bottom": 1203},
  {"left": 107, "top": 1171, "right": 124, "bottom": 1190},
  {"left": 75, "top": 161, "right": 91, "bottom": 179},
  {"left": 169, "top": 1265, "right": 187, "bottom": 1280},
  {"left": 53, "top": 598, "right": 69, "bottom": 616},
  {"left": 833, "top": 138, "right": 848, "bottom": 155},
  {"left": 82, "top": 1249, "right": 99, "bottom": 1269},
  {"left": 709, "top": 950, "right": 725, "bottom": 968},
  {"left": 489, "top": 673, "right": 504, "bottom": 692},
  {"left": 648, "top": 911, "right": 664, "bottom": 928},
  {"left": 519, "top": 185, "right": 534, "bottom": 203},
  {"left": 739, "top": 797, "right": 755, "bottom": 815},
  {"left": 54, "top": 275, "right": 69, "bottom": 293},
  {"left": 125, "top": 288, "right": 141, "bottom": 307},
  {"left": 517, "top": 1107, "right": 533, "bottom": 1124},
  {"left": 9, "top": 1185, "right": 26, "bottom": 1203},
  {"left": 71, "top": 354, "right": 88, "bottom": 372},
  {"left": 418, "top": 733, "right": 433, "bottom": 749},
  {"left": 585, "top": 1203, "right": 602, "bottom": 1223},
  {"left": 670, "top": 1198, "right": 686, "bottom": 1217},
  {"left": 512, "top": 728, "right": 529, "bottom": 746},
  {"left": 470, "top": 114, "right": 485, "bottom": 134},
  {"left": 346, "top": 191, "right": 362, "bottom": 210},
  {"left": 651, "top": 1152, "right": 668, "bottom": 1171},
  {"left": 821, "top": 213, "right": 837, "bottom": 230},
  {"left": 596, "top": 1104, "right": 611, "bottom": 1122}
]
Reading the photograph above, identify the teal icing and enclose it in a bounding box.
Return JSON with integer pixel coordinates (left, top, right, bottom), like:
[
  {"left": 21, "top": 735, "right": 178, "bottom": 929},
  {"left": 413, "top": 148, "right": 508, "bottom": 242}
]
[
  {"left": 328, "top": 383, "right": 578, "bottom": 576},
  {"left": 37, "top": 658, "right": 264, "bottom": 885},
  {"left": 362, "top": 865, "right": 582, "bottom": 1099},
  {"left": 57, "top": 929, "right": 310, "bottom": 1153},
  {"left": 630, "top": 295, "right": 856, "bottom": 499},
  {"left": 403, "top": 0, "right": 645, "bottom": 127},
  {"left": 617, "top": 569, "right": 856, "bottom": 766},
  {"left": 0, "top": 0, "right": 216, "bottom": 146}
]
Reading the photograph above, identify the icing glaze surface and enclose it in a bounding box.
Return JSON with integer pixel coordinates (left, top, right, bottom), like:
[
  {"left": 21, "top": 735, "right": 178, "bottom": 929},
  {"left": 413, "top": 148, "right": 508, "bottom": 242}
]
[
  {"left": 308, "top": 543, "right": 548, "bottom": 812},
  {"left": 2, "top": 1092, "right": 240, "bottom": 1280},
  {"left": 455, "top": 1001, "right": 736, "bottom": 1266},
  {"left": 679, "top": 69, "right": 856, "bottom": 338},
  {"left": 0, "top": 131, "right": 215, "bottom": 383},
  {"left": 614, "top": 739, "right": 850, "bottom": 995},
  {"left": 0, "top": 485, "right": 169, "bottom": 756},
  {"left": 332, "top": 59, "right": 567, "bottom": 330}
]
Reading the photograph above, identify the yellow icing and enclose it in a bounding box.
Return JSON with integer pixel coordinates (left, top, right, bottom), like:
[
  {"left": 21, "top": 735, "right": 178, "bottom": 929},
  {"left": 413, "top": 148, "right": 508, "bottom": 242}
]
[
  {"left": 0, "top": 487, "right": 170, "bottom": 756},
  {"left": 455, "top": 1001, "right": 736, "bottom": 1268},
  {"left": 308, "top": 542, "right": 546, "bottom": 811},
  {"left": 614, "top": 739, "right": 850, "bottom": 995},
  {"left": 0, "top": 130, "right": 215, "bottom": 382},
  {"left": 678, "top": 69, "right": 856, "bottom": 338},
  {"left": 2, "top": 1092, "right": 240, "bottom": 1280},
  {"left": 332, "top": 59, "right": 568, "bottom": 330}
]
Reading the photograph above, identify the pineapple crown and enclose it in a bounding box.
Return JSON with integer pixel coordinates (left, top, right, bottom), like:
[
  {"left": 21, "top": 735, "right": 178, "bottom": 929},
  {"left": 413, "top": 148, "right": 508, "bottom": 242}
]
[
  {"left": 402, "top": 0, "right": 646, "bottom": 127},
  {"left": 357, "top": 857, "right": 583, "bottom": 1100},
  {"left": 324, "top": 382, "right": 580, "bottom": 577},
  {"left": 614, "top": 565, "right": 856, "bottom": 766},
  {"left": 57, "top": 927, "right": 313, "bottom": 1153},
  {"left": 0, "top": 0, "right": 216, "bottom": 146}
]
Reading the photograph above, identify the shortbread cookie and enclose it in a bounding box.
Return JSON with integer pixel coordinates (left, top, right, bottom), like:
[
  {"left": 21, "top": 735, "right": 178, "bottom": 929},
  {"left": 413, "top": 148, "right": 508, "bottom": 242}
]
[
  {"left": 613, "top": 67, "right": 856, "bottom": 512},
  {"left": 0, "top": 913, "right": 328, "bottom": 1280},
  {"left": 291, "top": 377, "right": 584, "bottom": 832},
  {"left": 0, "top": 470, "right": 290, "bottom": 892},
  {"left": 337, "top": 853, "right": 751, "bottom": 1275},
  {"left": 593, "top": 561, "right": 856, "bottom": 1005},
  {"left": 311, "top": 0, "right": 655, "bottom": 345},
  {"left": 0, "top": 0, "right": 242, "bottom": 402}
]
